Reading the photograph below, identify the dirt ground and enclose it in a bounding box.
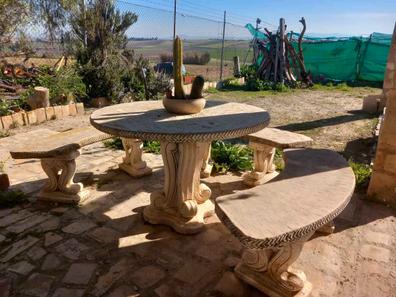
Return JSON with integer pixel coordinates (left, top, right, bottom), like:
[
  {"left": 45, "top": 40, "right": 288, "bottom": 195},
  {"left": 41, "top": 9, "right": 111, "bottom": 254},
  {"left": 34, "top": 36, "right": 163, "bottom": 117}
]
[{"left": 208, "top": 87, "right": 381, "bottom": 163}]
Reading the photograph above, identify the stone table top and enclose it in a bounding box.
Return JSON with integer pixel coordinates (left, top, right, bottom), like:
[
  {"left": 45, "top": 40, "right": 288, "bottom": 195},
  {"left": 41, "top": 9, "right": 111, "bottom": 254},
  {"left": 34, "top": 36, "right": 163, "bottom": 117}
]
[{"left": 90, "top": 101, "right": 270, "bottom": 142}]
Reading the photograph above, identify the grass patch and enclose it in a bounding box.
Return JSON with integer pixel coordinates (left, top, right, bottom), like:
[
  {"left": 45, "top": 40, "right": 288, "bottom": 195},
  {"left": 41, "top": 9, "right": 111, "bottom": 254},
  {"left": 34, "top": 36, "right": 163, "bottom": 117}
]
[
  {"left": 206, "top": 87, "right": 218, "bottom": 94},
  {"left": 0, "top": 190, "right": 28, "bottom": 208},
  {"left": 211, "top": 141, "right": 253, "bottom": 174},
  {"left": 349, "top": 160, "right": 372, "bottom": 190}
]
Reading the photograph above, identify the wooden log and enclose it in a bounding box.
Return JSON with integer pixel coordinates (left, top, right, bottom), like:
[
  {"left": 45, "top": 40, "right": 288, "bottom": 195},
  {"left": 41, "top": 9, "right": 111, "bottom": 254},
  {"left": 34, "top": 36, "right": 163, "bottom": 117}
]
[{"left": 27, "top": 87, "right": 50, "bottom": 110}]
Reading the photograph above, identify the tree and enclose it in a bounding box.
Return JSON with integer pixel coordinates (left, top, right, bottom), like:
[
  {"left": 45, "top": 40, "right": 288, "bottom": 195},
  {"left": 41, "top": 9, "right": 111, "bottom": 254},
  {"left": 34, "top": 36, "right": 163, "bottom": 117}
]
[
  {"left": 0, "top": 0, "right": 29, "bottom": 45},
  {"left": 29, "top": 0, "right": 79, "bottom": 42},
  {"left": 68, "top": 0, "right": 138, "bottom": 99}
]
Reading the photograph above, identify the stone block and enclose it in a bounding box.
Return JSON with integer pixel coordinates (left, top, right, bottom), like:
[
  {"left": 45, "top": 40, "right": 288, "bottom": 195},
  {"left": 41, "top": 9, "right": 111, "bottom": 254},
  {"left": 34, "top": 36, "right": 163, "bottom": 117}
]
[
  {"left": 45, "top": 107, "right": 56, "bottom": 120},
  {"left": 69, "top": 104, "right": 77, "bottom": 116},
  {"left": 11, "top": 112, "right": 25, "bottom": 127},
  {"left": 26, "top": 111, "right": 37, "bottom": 125},
  {"left": 131, "top": 265, "right": 165, "bottom": 289},
  {"left": 1, "top": 115, "right": 12, "bottom": 130},
  {"left": 54, "top": 105, "right": 63, "bottom": 119},
  {"left": 35, "top": 108, "right": 46, "bottom": 123},
  {"left": 62, "top": 105, "right": 70, "bottom": 117},
  {"left": 63, "top": 263, "right": 97, "bottom": 285},
  {"left": 76, "top": 102, "right": 85, "bottom": 115},
  {"left": 362, "top": 95, "right": 380, "bottom": 113}
]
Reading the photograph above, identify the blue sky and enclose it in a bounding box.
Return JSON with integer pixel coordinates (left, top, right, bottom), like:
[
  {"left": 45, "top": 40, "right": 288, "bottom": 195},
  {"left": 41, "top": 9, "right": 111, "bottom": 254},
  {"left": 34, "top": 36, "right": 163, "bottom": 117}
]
[{"left": 118, "top": 0, "right": 396, "bottom": 38}]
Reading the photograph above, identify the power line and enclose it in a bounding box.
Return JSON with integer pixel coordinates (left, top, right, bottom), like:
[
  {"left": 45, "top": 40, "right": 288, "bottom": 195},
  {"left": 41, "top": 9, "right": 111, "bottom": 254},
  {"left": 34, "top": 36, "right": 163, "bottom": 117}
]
[{"left": 117, "top": 0, "right": 248, "bottom": 28}]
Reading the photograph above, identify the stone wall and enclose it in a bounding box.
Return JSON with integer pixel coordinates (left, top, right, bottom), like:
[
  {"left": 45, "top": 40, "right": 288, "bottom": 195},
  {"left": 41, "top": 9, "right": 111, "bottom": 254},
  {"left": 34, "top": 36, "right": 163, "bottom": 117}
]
[
  {"left": 368, "top": 23, "right": 396, "bottom": 208},
  {"left": 0, "top": 103, "right": 85, "bottom": 131}
]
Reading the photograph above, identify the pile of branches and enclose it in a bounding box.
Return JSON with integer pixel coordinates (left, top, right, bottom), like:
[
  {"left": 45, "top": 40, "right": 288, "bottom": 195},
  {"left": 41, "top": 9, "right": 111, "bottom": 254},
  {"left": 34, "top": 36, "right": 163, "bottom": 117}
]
[{"left": 253, "top": 17, "right": 312, "bottom": 86}]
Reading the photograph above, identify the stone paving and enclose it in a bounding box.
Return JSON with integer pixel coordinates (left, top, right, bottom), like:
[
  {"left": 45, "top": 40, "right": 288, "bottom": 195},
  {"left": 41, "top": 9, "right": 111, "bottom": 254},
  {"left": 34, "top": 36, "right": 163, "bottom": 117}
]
[{"left": 0, "top": 134, "right": 395, "bottom": 297}]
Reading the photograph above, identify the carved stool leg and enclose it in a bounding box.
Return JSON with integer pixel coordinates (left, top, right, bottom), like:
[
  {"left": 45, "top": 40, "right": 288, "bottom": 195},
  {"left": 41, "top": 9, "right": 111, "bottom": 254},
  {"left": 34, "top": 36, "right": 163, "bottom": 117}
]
[
  {"left": 38, "top": 150, "right": 89, "bottom": 203},
  {"left": 119, "top": 138, "right": 152, "bottom": 177},
  {"left": 200, "top": 143, "right": 213, "bottom": 178},
  {"left": 316, "top": 220, "right": 335, "bottom": 235},
  {"left": 143, "top": 141, "right": 214, "bottom": 234},
  {"left": 243, "top": 142, "right": 278, "bottom": 187},
  {"left": 235, "top": 232, "right": 314, "bottom": 297}
]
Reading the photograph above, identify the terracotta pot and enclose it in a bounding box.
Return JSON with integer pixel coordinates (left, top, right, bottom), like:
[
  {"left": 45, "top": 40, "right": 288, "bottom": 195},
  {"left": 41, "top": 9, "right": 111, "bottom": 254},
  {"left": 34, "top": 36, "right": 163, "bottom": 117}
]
[
  {"left": 0, "top": 173, "right": 10, "bottom": 191},
  {"left": 183, "top": 75, "right": 196, "bottom": 85},
  {"left": 163, "top": 97, "right": 206, "bottom": 115}
]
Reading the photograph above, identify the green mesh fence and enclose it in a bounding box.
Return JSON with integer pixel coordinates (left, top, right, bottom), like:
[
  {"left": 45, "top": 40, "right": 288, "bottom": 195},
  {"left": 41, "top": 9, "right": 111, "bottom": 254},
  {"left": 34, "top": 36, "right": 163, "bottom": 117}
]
[{"left": 246, "top": 24, "right": 392, "bottom": 82}]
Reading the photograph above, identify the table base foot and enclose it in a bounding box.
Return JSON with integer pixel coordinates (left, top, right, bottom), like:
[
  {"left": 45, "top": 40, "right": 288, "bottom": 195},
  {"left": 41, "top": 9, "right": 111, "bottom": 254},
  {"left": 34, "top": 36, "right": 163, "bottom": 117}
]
[
  {"left": 37, "top": 188, "right": 90, "bottom": 204},
  {"left": 243, "top": 171, "right": 279, "bottom": 187},
  {"left": 143, "top": 199, "right": 215, "bottom": 234},
  {"left": 119, "top": 163, "right": 152, "bottom": 178}
]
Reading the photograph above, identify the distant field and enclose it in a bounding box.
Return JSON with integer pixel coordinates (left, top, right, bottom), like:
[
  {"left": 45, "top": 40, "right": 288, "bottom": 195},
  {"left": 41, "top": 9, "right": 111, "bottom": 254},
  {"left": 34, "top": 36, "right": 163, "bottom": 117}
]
[
  {"left": 129, "top": 39, "right": 252, "bottom": 62},
  {"left": 2, "top": 39, "right": 252, "bottom": 81}
]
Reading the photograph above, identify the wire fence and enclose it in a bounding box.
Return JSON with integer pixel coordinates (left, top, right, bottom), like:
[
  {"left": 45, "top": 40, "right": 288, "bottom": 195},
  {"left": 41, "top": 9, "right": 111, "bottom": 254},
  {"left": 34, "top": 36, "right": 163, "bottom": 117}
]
[{"left": 0, "top": 0, "right": 273, "bottom": 80}]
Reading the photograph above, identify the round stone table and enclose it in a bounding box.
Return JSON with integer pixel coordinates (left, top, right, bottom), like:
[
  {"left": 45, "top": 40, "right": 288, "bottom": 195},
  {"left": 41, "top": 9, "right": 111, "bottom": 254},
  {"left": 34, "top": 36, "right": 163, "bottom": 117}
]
[{"left": 91, "top": 100, "right": 270, "bottom": 234}]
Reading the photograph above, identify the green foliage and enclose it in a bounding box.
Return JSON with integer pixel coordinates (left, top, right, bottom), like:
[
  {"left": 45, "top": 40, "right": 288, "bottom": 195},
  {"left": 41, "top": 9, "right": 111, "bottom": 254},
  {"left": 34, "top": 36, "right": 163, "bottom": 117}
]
[
  {"left": 27, "top": 66, "right": 86, "bottom": 104},
  {"left": 103, "top": 138, "right": 161, "bottom": 154},
  {"left": 274, "top": 148, "right": 284, "bottom": 171},
  {"left": 143, "top": 140, "right": 161, "bottom": 154},
  {"left": 245, "top": 78, "right": 273, "bottom": 91},
  {"left": 69, "top": 0, "right": 169, "bottom": 102},
  {"left": 211, "top": 141, "right": 253, "bottom": 174},
  {"left": 103, "top": 137, "right": 123, "bottom": 150},
  {"left": 221, "top": 78, "right": 243, "bottom": 90},
  {"left": 349, "top": 160, "right": 372, "bottom": 190},
  {"left": 0, "top": 98, "right": 27, "bottom": 116},
  {"left": 240, "top": 64, "right": 257, "bottom": 79},
  {"left": 206, "top": 87, "right": 218, "bottom": 94},
  {"left": 0, "top": 190, "right": 27, "bottom": 208}
]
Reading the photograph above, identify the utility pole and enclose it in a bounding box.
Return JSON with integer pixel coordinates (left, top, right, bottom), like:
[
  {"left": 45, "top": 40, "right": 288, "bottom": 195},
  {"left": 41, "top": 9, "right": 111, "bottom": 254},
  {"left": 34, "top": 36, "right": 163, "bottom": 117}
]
[
  {"left": 173, "top": 0, "right": 177, "bottom": 40},
  {"left": 220, "top": 10, "right": 226, "bottom": 81}
]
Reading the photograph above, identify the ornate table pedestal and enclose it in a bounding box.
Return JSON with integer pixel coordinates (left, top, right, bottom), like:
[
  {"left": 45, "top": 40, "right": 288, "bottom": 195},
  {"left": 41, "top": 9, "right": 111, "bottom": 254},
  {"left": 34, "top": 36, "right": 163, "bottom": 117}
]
[
  {"left": 143, "top": 142, "right": 212, "bottom": 234},
  {"left": 90, "top": 100, "right": 270, "bottom": 234}
]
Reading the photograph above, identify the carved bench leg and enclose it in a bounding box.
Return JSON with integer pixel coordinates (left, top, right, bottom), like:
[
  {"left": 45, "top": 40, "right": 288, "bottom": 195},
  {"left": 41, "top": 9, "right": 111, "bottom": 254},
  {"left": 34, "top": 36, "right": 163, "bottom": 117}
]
[
  {"left": 243, "top": 142, "right": 278, "bottom": 187},
  {"left": 119, "top": 138, "right": 152, "bottom": 177},
  {"left": 38, "top": 149, "right": 89, "bottom": 203},
  {"left": 200, "top": 143, "right": 213, "bottom": 178},
  {"left": 235, "top": 232, "right": 314, "bottom": 297}
]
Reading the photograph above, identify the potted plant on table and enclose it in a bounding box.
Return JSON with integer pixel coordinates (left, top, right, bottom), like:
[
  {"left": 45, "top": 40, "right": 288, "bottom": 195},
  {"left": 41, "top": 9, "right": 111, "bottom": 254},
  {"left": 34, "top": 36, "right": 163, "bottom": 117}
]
[{"left": 163, "top": 36, "right": 206, "bottom": 115}]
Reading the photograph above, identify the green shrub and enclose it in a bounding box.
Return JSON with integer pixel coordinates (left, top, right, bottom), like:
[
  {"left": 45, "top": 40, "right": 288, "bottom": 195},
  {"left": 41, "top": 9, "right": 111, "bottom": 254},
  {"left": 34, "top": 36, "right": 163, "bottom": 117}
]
[
  {"left": 206, "top": 87, "right": 218, "bottom": 94},
  {"left": 33, "top": 66, "right": 86, "bottom": 104},
  {"left": 143, "top": 140, "right": 161, "bottom": 154},
  {"left": 211, "top": 141, "right": 253, "bottom": 173},
  {"left": 104, "top": 138, "right": 161, "bottom": 154},
  {"left": 349, "top": 160, "right": 371, "bottom": 190},
  {"left": 245, "top": 77, "right": 272, "bottom": 91},
  {"left": 0, "top": 190, "right": 27, "bottom": 208}
]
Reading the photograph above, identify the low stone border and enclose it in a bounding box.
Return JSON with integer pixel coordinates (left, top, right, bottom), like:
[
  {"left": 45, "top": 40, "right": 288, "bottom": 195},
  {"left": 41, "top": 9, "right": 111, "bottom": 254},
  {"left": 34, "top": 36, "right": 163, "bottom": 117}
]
[{"left": 0, "top": 103, "right": 85, "bottom": 131}]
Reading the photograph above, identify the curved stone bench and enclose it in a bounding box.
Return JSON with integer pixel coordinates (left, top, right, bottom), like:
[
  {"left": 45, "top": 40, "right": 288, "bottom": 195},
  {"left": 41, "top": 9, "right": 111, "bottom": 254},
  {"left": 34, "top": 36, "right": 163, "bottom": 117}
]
[
  {"left": 10, "top": 127, "right": 112, "bottom": 203},
  {"left": 215, "top": 148, "right": 355, "bottom": 297},
  {"left": 243, "top": 128, "right": 313, "bottom": 186}
]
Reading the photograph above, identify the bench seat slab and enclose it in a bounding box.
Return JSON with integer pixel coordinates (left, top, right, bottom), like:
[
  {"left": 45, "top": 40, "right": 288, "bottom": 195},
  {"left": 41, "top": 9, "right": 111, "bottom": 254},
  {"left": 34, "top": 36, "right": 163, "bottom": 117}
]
[
  {"left": 119, "top": 138, "right": 152, "bottom": 178},
  {"left": 246, "top": 128, "right": 313, "bottom": 149}
]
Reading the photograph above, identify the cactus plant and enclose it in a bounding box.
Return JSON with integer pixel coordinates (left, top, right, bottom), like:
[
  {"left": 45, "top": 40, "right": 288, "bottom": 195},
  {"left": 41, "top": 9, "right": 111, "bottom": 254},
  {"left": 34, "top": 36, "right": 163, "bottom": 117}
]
[
  {"left": 173, "top": 36, "right": 186, "bottom": 99},
  {"left": 171, "top": 36, "right": 204, "bottom": 100}
]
